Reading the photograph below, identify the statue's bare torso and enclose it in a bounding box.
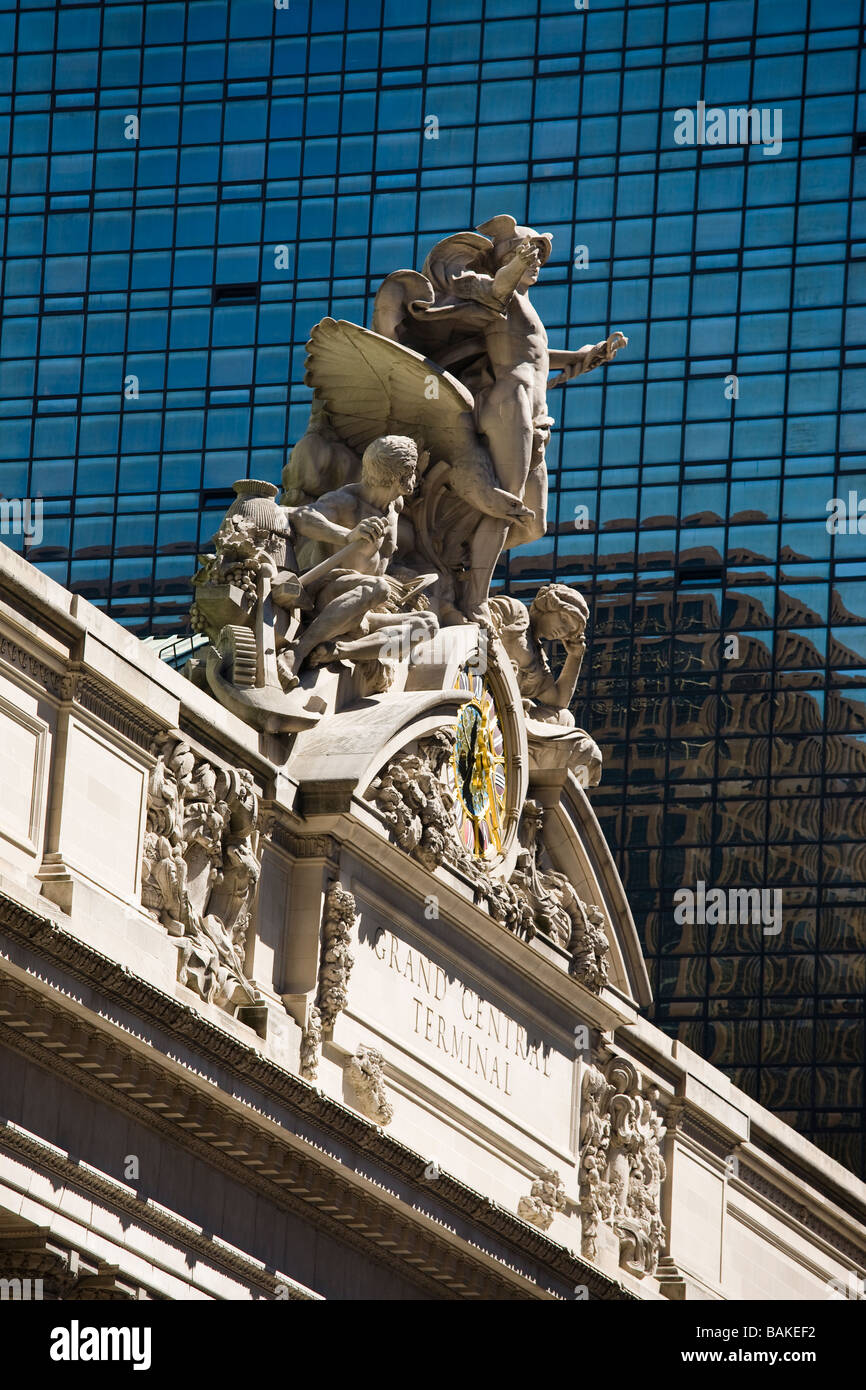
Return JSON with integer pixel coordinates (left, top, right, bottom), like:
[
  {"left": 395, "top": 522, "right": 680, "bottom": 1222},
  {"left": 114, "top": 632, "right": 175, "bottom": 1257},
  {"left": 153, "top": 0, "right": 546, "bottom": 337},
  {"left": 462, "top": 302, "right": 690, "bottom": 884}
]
[{"left": 485, "top": 288, "right": 549, "bottom": 418}]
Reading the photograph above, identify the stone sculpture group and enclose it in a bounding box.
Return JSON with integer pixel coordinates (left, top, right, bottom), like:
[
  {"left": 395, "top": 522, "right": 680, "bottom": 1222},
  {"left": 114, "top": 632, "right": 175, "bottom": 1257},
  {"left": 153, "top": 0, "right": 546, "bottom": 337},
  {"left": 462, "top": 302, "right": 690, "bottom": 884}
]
[
  {"left": 146, "top": 214, "right": 631, "bottom": 1008},
  {"left": 136, "top": 217, "right": 674, "bottom": 1280},
  {"left": 171, "top": 213, "right": 627, "bottom": 995},
  {"left": 188, "top": 214, "right": 625, "bottom": 732}
]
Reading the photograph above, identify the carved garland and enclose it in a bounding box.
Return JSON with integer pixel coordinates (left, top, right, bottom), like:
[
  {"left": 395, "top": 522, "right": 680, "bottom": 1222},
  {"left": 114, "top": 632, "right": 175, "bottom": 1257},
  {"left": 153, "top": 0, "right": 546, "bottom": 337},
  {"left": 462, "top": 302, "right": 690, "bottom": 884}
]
[
  {"left": 368, "top": 747, "right": 611, "bottom": 993},
  {"left": 300, "top": 880, "right": 359, "bottom": 1082}
]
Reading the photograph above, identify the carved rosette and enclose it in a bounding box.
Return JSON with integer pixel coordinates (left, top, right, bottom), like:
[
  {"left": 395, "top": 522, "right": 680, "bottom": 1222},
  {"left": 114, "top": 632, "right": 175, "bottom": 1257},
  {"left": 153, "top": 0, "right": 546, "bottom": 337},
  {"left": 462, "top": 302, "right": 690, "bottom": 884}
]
[
  {"left": 141, "top": 731, "right": 264, "bottom": 1013},
  {"left": 517, "top": 1169, "right": 566, "bottom": 1231},
  {"left": 345, "top": 1044, "right": 394, "bottom": 1126},
  {"left": 579, "top": 1057, "right": 667, "bottom": 1278}
]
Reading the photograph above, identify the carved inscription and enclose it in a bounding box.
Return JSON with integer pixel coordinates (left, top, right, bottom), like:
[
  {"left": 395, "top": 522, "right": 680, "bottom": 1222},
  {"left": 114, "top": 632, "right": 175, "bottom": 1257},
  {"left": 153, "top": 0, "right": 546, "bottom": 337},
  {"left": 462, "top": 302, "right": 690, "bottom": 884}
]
[{"left": 372, "top": 926, "right": 552, "bottom": 1097}]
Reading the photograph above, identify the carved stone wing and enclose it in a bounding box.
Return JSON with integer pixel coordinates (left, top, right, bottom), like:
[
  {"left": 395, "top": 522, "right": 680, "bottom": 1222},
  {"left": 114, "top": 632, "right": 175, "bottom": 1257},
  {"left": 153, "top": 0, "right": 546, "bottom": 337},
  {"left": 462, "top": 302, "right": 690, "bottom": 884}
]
[{"left": 303, "top": 317, "right": 478, "bottom": 461}]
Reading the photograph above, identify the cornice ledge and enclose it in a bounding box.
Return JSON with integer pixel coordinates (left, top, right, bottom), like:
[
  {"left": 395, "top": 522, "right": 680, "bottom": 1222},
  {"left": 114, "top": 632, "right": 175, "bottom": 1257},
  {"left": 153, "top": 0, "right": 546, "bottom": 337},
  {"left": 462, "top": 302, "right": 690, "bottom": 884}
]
[
  {"left": 0, "top": 1119, "right": 320, "bottom": 1300},
  {"left": 72, "top": 669, "right": 166, "bottom": 751},
  {"left": 745, "top": 1120, "right": 866, "bottom": 1232},
  {"left": 0, "top": 1013, "right": 569, "bottom": 1301},
  {"left": 735, "top": 1159, "right": 866, "bottom": 1266},
  {"left": 0, "top": 890, "right": 632, "bottom": 1296},
  {"left": 665, "top": 1098, "right": 745, "bottom": 1159}
]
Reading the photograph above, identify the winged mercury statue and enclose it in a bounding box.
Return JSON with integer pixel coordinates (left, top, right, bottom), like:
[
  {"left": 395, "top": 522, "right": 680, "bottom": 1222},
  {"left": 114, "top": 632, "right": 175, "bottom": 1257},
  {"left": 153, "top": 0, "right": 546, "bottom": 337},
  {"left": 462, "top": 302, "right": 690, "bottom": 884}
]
[{"left": 303, "top": 214, "right": 627, "bottom": 622}]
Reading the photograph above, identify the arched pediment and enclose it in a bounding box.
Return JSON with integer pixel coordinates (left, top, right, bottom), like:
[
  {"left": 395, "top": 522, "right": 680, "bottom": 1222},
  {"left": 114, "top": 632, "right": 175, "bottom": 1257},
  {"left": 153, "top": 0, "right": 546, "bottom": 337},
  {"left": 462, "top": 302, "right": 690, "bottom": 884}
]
[{"left": 533, "top": 772, "right": 652, "bottom": 1010}]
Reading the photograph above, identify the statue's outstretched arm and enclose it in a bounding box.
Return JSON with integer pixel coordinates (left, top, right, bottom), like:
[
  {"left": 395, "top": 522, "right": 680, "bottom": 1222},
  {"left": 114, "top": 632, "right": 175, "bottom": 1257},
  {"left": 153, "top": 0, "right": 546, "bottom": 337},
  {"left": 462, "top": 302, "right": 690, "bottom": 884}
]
[{"left": 548, "top": 332, "right": 628, "bottom": 386}]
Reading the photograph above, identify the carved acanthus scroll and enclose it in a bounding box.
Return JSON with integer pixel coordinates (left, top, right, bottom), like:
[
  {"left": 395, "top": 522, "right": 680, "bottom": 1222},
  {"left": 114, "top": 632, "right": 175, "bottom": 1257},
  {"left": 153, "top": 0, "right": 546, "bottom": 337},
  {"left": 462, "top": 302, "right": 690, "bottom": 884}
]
[
  {"left": 368, "top": 756, "right": 612, "bottom": 993},
  {"left": 368, "top": 730, "right": 530, "bottom": 929},
  {"left": 579, "top": 1057, "right": 667, "bottom": 1278},
  {"left": 509, "top": 801, "right": 611, "bottom": 992},
  {"left": 369, "top": 729, "right": 466, "bottom": 873}
]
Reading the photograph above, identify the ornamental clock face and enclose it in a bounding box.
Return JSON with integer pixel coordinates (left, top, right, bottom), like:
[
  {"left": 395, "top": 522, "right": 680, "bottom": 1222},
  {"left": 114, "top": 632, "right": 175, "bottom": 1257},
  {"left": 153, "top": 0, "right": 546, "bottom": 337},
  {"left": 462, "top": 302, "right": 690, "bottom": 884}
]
[{"left": 443, "top": 668, "right": 509, "bottom": 859}]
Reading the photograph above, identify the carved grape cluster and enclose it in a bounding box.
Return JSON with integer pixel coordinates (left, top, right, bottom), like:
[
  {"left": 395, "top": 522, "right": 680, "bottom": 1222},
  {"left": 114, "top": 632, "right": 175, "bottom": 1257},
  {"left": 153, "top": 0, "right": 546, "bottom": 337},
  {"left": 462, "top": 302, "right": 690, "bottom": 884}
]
[{"left": 223, "top": 563, "right": 258, "bottom": 594}]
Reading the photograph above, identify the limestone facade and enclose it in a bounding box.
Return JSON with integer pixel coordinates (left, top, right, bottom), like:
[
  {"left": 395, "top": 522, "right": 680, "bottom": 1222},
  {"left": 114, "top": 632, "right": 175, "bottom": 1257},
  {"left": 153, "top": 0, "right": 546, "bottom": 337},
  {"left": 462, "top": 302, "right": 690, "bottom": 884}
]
[{"left": 0, "top": 542, "right": 864, "bottom": 1301}]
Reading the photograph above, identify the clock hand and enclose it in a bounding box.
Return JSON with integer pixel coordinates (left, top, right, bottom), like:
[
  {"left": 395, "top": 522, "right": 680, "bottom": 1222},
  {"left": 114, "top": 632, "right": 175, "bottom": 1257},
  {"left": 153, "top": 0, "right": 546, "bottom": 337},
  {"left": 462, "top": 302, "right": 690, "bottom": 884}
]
[{"left": 462, "top": 719, "right": 479, "bottom": 805}]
